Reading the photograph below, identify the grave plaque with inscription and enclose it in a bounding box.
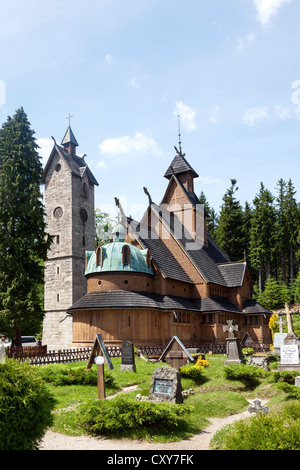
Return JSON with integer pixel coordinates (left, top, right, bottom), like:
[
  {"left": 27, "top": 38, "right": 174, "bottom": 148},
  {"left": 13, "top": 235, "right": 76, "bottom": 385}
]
[
  {"left": 120, "top": 341, "right": 136, "bottom": 372},
  {"left": 154, "top": 379, "right": 174, "bottom": 395},
  {"left": 280, "top": 344, "right": 299, "bottom": 365},
  {"left": 149, "top": 366, "right": 183, "bottom": 404}
]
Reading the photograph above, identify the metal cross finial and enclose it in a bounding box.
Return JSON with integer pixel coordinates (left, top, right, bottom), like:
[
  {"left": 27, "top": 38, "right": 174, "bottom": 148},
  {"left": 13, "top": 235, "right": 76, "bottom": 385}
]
[
  {"left": 66, "top": 113, "right": 73, "bottom": 126},
  {"left": 177, "top": 115, "right": 182, "bottom": 154}
]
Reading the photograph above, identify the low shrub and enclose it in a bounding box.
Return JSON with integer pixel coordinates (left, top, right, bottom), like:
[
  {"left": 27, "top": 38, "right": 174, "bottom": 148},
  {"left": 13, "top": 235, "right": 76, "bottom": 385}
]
[
  {"left": 223, "top": 364, "right": 268, "bottom": 389},
  {"left": 0, "top": 360, "right": 56, "bottom": 450},
  {"left": 179, "top": 363, "right": 207, "bottom": 384},
  {"left": 275, "top": 382, "right": 300, "bottom": 399},
  {"left": 76, "top": 395, "right": 192, "bottom": 438},
  {"left": 269, "top": 370, "right": 299, "bottom": 385},
  {"left": 195, "top": 357, "right": 209, "bottom": 368},
  {"left": 38, "top": 365, "right": 115, "bottom": 387},
  {"left": 211, "top": 402, "right": 300, "bottom": 450},
  {"left": 242, "top": 348, "right": 254, "bottom": 356}
]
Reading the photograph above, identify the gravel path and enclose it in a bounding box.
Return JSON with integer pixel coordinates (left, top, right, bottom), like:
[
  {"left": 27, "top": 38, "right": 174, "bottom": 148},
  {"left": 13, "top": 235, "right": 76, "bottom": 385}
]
[{"left": 39, "top": 408, "right": 251, "bottom": 451}]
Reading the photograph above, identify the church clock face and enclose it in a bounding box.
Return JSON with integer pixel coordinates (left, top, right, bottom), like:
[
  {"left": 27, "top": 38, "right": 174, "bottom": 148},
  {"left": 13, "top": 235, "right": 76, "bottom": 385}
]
[
  {"left": 54, "top": 207, "right": 63, "bottom": 218},
  {"left": 80, "top": 208, "right": 88, "bottom": 222}
]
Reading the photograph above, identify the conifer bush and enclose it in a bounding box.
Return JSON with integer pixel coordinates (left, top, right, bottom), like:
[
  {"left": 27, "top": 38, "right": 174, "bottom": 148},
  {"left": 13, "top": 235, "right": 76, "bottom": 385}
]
[
  {"left": 223, "top": 364, "right": 268, "bottom": 389},
  {"left": 76, "top": 395, "right": 192, "bottom": 438},
  {"left": 0, "top": 360, "right": 56, "bottom": 450},
  {"left": 38, "top": 364, "right": 115, "bottom": 386}
]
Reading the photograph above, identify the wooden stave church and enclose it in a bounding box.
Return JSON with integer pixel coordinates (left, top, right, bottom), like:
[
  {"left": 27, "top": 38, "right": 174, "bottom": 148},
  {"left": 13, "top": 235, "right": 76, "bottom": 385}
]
[{"left": 66, "top": 144, "right": 272, "bottom": 349}]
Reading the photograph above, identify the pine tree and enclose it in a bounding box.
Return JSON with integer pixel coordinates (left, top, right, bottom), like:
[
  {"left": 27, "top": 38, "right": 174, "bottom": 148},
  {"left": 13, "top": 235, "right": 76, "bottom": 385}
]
[
  {"left": 282, "top": 179, "right": 299, "bottom": 282},
  {"left": 199, "top": 191, "right": 218, "bottom": 238},
  {"left": 256, "top": 276, "right": 290, "bottom": 310},
  {"left": 249, "top": 183, "right": 277, "bottom": 292},
  {"left": 0, "top": 108, "right": 52, "bottom": 345},
  {"left": 215, "top": 179, "right": 245, "bottom": 261},
  {"left": 275, "top": 178, "right": 287, "bottom": 282}
]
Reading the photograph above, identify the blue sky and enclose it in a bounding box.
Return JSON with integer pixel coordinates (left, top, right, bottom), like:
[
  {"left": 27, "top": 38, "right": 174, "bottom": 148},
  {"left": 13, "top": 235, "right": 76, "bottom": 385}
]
[{"left": 0, "top": 0, "right": 299, "bottom": 221}]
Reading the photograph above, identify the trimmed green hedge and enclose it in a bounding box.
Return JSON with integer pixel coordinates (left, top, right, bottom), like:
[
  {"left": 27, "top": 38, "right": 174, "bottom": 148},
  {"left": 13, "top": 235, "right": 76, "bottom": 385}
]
[{"left": 0, "top": 360, "right": 56, "bottom": 450}]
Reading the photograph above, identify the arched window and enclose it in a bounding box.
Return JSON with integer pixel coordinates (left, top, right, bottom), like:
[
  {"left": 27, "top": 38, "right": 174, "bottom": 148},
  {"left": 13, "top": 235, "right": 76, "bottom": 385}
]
[
  {"left": 146, "top": 249, "right": 151, "bottom": 268},
  {"left": 83, "top": 183, "right": 87, "bottom": 195},
  {"left": 96, "top": 246, "right": 103, "bottom": 266},
  {"left": 122, "top": 245, "right": 130, "bottom": 266}
]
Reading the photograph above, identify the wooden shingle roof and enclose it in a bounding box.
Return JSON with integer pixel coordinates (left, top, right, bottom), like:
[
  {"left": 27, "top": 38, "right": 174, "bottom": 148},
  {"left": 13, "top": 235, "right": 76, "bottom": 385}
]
[{"left": 67, "top": 289, "right": 270, "bottom": 315}]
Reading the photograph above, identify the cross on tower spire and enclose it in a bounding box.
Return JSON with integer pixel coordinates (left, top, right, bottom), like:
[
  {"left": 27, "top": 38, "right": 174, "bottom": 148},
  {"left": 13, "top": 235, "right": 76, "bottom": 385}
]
[{"left": 66, "top": 113, "right": 73, "bottom": 127}]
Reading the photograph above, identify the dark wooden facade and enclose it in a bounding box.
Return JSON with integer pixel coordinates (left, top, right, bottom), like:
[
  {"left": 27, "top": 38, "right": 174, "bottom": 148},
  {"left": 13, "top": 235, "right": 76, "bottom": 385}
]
[{"left": 69, "top": 149, "right": 272, "bottom": 348}]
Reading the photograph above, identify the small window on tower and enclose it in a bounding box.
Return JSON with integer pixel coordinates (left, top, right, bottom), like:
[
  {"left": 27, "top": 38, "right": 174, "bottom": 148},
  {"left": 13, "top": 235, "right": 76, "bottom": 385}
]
[
  {"left": 83, "top": 182, "right": 88, "bottom": 196},
  {"left": 122, "top": 245, "right": 130, "bottom": 266},
  {"left": 96, "top": 246, "right": 103, "bottom": 266},
  {"left": 56, "top": 235, "right": 60, "bottom": 244}
]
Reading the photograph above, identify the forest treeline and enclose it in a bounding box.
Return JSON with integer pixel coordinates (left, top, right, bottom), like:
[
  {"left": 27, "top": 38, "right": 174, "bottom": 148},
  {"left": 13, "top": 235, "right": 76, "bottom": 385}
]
[{"left": 199, "top": 178, "right": 300, "bottom": 307}]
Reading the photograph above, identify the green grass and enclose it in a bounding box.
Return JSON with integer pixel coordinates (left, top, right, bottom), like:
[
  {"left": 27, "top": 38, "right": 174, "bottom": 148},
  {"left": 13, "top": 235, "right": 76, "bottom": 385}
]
[{"left": 37, "top": 354, "right": 299, "bottom": 445}]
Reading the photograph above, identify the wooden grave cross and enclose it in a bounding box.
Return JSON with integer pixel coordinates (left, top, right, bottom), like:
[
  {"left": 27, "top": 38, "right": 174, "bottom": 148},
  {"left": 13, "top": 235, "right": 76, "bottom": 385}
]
[{"left": 87, "top": 334, "right": 114, "bottom": 399}]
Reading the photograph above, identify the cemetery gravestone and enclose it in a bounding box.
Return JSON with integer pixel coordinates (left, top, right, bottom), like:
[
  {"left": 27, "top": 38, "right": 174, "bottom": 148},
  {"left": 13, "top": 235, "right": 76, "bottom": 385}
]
[
  {"left": 273, "top": 312, "right": 288, "bottom": 355},
  {"left": 148, "top": 366, "right": 183, "bottom": 404},
  {"left": 120, "top": 341, "right": 136, "bottom": 372},
  {"left": 223, "top": 320, "right": 245, "bottom": 365},
  {"left": 159, "top": 336, "right": 194, "bottom": 370},
  {"left": 248, "top": 356, "right": 270, "bottom": 370},
  {"left": 273, "top": 333, "right": 288, "bottom": 355},
  {"left": 248, "top": 399, "right": 269, "bottom": 415},
  {"left": 278, "top": 304, "right": 300, "bottom": 372},
  {"left": 0, "top": 340, "right": 6, "bottom": 364}
]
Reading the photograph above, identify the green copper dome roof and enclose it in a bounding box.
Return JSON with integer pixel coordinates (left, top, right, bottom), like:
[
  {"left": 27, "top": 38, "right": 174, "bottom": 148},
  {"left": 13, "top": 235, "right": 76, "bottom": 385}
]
[{"left": 85, "top": 241, "right": 153, "bottom": 276}]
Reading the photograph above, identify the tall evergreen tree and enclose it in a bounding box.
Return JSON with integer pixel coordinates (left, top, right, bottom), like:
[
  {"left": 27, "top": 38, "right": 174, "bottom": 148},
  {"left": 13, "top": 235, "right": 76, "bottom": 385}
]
[
  {"left": 0, "top": 108, "right": 52, "bottom": 345},
  {"left": 215, "top": 179, "right": 245, "bottom": 261},
  {"left": 282, "top": 179, "right": 299, "bottom": 282},
  {"left": 199, "top": 191, "right": 218, "bottom": 238},
  {"left": 275, "top": 178, "right": 288, "bottom": 283},
  {"left": 249, "top": 183, "right": 277, "bottom": 292}
]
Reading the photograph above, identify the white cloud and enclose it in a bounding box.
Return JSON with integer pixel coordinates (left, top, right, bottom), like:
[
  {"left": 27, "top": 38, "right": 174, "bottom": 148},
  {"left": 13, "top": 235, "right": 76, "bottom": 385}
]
[
  {"left": 99, "top": 132, "right": 162, "bottom": 156},
  {"left": 273, "top": 104, "right": 291, "bottom": 120},
  {"left": 128, "top": 77, "right": 140, "bottom": 89},
  {"left": 236, "top": 33, "right": 256, "bottom": 51},
  {"left": 196, "top": 176, "right": 222, "bottom": 185},
  {"left": 173, "top": 101, "right": 197, "bottom": 132},
  {"left": 253, "top": 0, "right": 292, "bottom": 28},
  {"left": 105, "top": 54, "right": 116, "bottom": 64},
  {"left": 97, "top": 160, "right": 106, "bottom": 168},
  {"left": 243, "top": 106, "right": 270, "bottom": 126},
  {"left": 208, "top": 105, "right": 220, "bottom": 123},
  {"left": 36, "top": 137, "right": 53, "bottom": 167},
  {"left": 243, "top": 105, "right": 291, "bottom": 126}
]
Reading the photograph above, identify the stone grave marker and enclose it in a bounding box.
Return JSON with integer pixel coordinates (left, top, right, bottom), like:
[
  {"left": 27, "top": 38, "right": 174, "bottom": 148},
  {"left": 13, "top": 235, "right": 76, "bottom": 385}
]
[
  {"left": 223, "top": 320, "right": 245, "bottom": 365},
  {"left": 248, "top": 356, "right": 270, "bottom": 370},
  {"left": 248, "top": 398, "right": 269, "bottom": 415},
  {"left": 148, "top": 366, "right": 183, "bottom": 404},
  {"left": 280, "top": 344, "right": 299, "bottom": 365},
  {"left": 0, "top": 340, "right": 6, "bottom": 364},
  {"left": 120, "top": 341, "right": 136, "bottom": 372},
  {"left": 278, "top": 303, "right": 300, "bottom": 372},
  {"left": 159, "top": 336, "right": 194, "bottom": 370},
  {"left": 295, "top": 377, "right": 300, "bottom": 388},
  {"left": 273, "top": 332, "right": 287, "bottom": 355}
]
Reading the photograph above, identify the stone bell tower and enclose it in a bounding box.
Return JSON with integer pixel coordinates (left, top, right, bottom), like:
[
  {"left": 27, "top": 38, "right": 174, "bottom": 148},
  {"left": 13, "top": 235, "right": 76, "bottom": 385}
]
[{"left": 42, "top": 124, "right": 99, "bottom": 350}]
